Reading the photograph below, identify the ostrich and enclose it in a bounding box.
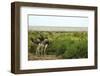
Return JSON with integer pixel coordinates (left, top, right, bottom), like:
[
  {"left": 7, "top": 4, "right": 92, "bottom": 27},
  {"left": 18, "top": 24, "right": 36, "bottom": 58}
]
[
  {"left": 30, "top": 37, "right": 41, "bottom": 56},
  {"left": 31, "top": 35, "right": 49, "bottom": 56}
]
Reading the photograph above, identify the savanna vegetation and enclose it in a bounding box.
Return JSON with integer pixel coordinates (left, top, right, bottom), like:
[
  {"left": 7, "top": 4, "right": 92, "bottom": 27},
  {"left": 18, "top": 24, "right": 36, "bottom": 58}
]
[{"left": 28, "top": 31, "right": 88, "bottom": 60}]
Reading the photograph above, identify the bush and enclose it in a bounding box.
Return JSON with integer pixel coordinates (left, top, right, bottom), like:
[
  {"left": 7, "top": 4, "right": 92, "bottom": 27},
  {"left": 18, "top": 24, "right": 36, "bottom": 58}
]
[{"left": 62, "top": 40, "right": 88, "bottom": 59}]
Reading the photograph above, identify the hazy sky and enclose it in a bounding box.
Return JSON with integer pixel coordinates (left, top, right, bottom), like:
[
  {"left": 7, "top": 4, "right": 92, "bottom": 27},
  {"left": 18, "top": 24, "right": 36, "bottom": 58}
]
[{"left": 29, "top": 15, "right": 88, "bottom": 27}]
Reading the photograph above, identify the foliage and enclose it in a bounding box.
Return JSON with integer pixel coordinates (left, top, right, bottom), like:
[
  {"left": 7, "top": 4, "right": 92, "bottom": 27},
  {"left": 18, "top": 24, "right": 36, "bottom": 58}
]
[{"left": 28, "top": 31, "right": 88, "bottom": 59}]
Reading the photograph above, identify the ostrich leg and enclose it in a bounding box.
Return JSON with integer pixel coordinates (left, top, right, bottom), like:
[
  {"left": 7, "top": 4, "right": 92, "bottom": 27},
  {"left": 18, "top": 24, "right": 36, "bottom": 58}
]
[
  {"left": 36, "top": 43, "right": 41, "bottom": 56},
  {"left": 40, "top": 43, "right": 44, "bottom": 56},
  {"left": 43, "top": 44, "right": 48, "bottom": 56}
]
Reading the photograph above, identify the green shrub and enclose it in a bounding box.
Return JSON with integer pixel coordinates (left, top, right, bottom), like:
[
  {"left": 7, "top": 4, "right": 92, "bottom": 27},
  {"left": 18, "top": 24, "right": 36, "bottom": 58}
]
[{"left": 62, "top": 40, "right": 88, "bottom": 59}]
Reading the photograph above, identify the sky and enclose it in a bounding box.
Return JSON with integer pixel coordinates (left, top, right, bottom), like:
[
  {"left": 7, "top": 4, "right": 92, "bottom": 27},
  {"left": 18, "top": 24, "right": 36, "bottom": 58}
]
[{"left": 28, "top": 15, "right": 88, "bottom": 27}]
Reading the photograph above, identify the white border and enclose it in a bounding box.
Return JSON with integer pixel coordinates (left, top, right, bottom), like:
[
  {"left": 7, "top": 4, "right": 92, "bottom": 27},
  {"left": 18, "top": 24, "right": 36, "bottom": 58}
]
[{"left": 20, "top": 7, "right": 95, "bottom": 70}]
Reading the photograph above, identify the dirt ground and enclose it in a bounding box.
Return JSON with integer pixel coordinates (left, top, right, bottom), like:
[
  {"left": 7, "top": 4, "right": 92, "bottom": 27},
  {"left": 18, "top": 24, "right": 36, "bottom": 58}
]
[{"left": 28, "top": 53, "right": 62, "bottom": 60}]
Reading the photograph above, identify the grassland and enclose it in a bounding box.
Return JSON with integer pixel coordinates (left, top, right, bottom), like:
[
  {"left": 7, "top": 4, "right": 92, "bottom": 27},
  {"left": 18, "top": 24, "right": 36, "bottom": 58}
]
[{"left": 28, "top": 31, "right": 88, "bottom": 60}]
